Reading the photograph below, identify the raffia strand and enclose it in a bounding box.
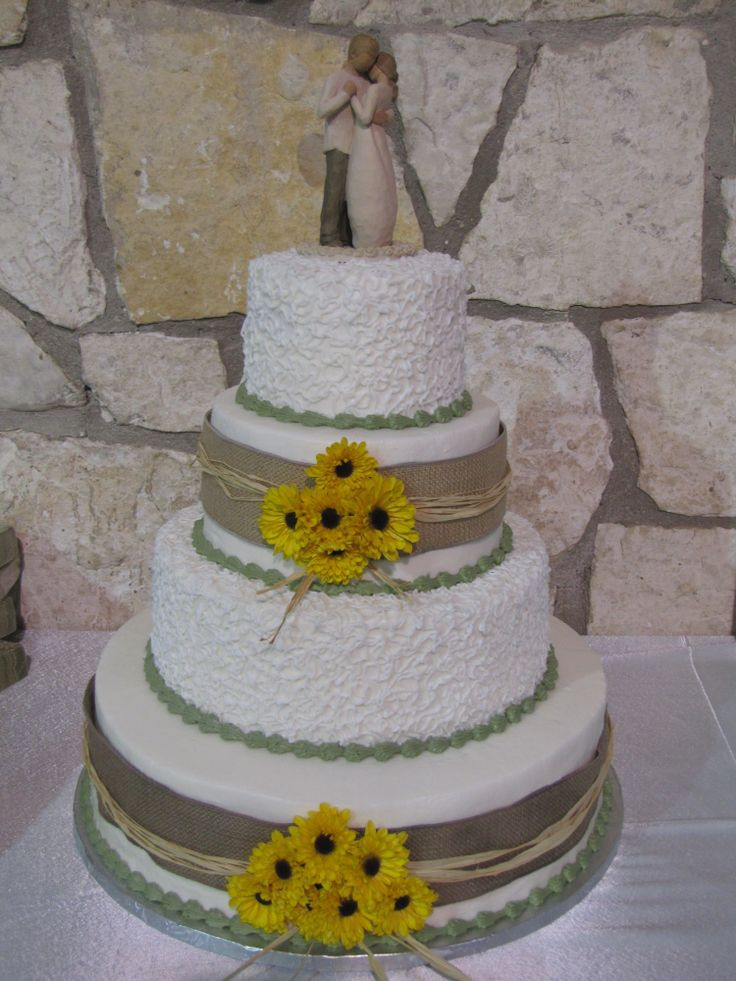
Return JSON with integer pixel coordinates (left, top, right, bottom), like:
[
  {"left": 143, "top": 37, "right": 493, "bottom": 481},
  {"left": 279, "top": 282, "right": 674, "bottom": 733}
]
[
  {"left": 256, "top": 569, "right": 307, "bottom": 595},
  {"left": 219, "top": 926, "right": 298, "bottom": 981},
  {"left": 82, "top": 727, "right": 247, "bottom": 877},
  {"left": 360, "top": 944, "right": 390, "bottom": 981},
  {"left": 196, "top": 442, "right": 278, "bottom": 502},
  {"left": 413, "top": 466, "right": 511, "bottom": 523},
  {"left": 392, "top": 935, "right": 475, "bottom": 981},
  {"left": 408, "top": 716, "right": 613, "bottom": 884},
  {"left": 264, "top": 573, "right": 316, "bottom": 645},
  {"left": 368, "top": 564, "right": 407, "bottom": 597}
]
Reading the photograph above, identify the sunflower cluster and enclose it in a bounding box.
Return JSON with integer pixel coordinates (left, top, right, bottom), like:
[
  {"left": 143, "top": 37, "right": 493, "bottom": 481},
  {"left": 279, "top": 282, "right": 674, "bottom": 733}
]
[
  {"left": 258, "top": 439, "right": 419, "bottom": 585},
  {"left": 226, "top": 803, "right": 437, "bottom": 949}
]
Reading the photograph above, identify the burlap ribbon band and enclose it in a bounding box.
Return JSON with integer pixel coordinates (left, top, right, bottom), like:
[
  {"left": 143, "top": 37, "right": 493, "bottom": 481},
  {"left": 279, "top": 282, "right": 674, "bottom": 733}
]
[
  {"left": 198, "top": 414, "right": 509, "bottom": 555},
  {"left": 83, "top": 677, "right": 611, "bottom": 905}
]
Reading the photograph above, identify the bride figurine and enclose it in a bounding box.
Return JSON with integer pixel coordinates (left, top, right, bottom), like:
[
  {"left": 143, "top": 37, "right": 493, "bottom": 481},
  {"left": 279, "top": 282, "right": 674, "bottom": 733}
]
[{"left": 344, "top": 52, "right": 399, "bottom": 249}]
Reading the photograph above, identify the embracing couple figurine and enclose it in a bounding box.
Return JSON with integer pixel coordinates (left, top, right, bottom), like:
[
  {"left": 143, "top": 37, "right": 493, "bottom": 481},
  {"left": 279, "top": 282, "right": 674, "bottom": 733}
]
[{"left": 318, "top": 34, "right": 399, "bottom": 249}]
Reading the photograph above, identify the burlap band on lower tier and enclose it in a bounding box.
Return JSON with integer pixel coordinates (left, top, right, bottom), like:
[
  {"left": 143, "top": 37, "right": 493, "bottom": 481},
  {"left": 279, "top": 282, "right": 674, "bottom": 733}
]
[
  {"left": 83, "top": 677, "right": 610, "bottom": 906},
  {"left": 198, "top": 413, "right": 508, "bottom": 554}
]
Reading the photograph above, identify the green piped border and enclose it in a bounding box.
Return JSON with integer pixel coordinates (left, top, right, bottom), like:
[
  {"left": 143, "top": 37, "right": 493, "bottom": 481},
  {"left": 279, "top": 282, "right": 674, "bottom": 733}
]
[
  {"left": 79, "top": 771, "right": 613, "bottom": 955},
  {"left": 235, "top": 382, "right": 473, "bottom": 430},
  {"left": 192, "top": 517, "right": 514, "bottom": 596},
  {"left": 144, "top": 644, "right": 558, "bottom": 763}
]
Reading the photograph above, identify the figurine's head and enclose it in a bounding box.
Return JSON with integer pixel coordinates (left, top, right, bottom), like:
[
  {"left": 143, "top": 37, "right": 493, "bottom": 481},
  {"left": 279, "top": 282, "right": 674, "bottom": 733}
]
[
  {"left": 370, "top": 52, "right": 399, "bottom": 98},
  {"left": 370, "top": 52, "right": 398, "bottom": 83},
  {"left": 347, "top": 33, "right": 379, "bottom": 75}
]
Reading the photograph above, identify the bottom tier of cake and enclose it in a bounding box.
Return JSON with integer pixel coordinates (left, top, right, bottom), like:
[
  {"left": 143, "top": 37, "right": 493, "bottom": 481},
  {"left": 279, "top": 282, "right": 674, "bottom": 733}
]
[{"left": 83, "top": 612, "right": 610, "bottom": 945}]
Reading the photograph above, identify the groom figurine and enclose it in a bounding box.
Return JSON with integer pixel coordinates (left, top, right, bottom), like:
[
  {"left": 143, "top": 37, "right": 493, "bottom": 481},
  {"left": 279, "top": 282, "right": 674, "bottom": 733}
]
[{"left": 317, "top": 34, "right": 379, "bottom": 247}]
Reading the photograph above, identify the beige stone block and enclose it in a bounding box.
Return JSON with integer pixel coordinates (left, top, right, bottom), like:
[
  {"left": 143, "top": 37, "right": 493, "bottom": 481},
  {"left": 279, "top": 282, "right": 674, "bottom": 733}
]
[
  {"left": 393, "top": 33, "right": 517, "bottom": 225},
  {"left": 309, "top": 0, "right": 719, "bottom": 27},
  {"left": 0, "top": 61, "right": 106, "bottom": 328},
  {"left": 72, "top": 0, "right": 421, "bottom": 324},
  {"left": 80, "top": 332, "right": 226, "bottom": 432},
  {"left": 604, "top": 312, "right": 736, "bottom": 517},
  {"left": 589, "top": 525, "right": 736, "bottom": 635},
  {"left": 722, "top": 177, "right": 736, "bottom": 280},
  {"left": 0, "top": 0, "right": 27, "bottom": 46},
  {"left": 0, "top": 432, "right": 199, "bottom": 628},
  {"left": 461, "top": 28, "right": 709, "bottom": 308},
  {"left": 0, "top": 307, "right": 84, "bottom": 410},
  {"left": 466, "top": 317, "right": 612, "bottom": 555}
]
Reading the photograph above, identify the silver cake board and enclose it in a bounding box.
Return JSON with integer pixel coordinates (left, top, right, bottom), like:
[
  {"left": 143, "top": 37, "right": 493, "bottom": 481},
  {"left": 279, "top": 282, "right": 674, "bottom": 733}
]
[{"left": 73, "top": 769, "right": 623, "bottom": 976}]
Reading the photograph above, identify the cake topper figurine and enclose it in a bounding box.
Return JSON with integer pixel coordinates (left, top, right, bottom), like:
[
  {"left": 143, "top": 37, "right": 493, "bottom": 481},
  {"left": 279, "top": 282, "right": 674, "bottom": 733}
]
[{"left": 317, "top": 35, "right": 399, "bottom": 249}]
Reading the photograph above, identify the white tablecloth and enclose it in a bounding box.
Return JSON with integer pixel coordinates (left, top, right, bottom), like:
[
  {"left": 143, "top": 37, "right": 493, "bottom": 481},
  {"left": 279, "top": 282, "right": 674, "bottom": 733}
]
[{"left": 2, "top": 630, "right": 735, "bottom": 980}]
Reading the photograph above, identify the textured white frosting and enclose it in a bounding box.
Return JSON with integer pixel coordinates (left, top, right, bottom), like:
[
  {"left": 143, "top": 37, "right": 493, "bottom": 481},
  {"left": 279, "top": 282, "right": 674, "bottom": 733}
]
[
  {"left": 241, "top": 250, "right": 468, "bottom": 417},
  {"left": 205, "top": 387, "right": 504, "bottom": 578},
  {"left": 151, "top": 507, "right": 550, "bottom": 746}
]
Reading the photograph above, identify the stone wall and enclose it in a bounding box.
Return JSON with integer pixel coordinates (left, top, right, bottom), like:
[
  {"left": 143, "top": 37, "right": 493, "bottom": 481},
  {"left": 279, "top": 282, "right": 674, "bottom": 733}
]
[{"left": 0, "top": 0, "right": 734, "bottom": 635}]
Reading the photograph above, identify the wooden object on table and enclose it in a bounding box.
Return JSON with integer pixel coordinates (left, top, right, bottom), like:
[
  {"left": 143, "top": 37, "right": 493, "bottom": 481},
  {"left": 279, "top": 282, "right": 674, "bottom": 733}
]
[{"left": 0, "top": 524, "right": 27, "bottom": 691}]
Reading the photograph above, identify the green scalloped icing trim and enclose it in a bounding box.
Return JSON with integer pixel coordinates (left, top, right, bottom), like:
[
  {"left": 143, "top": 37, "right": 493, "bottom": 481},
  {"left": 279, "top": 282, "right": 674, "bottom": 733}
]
[
  {"left": 79, "top": 771, "right": 613, "bottom": 955},
  {"left": 235, "top": 382, "right": 473, "bottom": 429},
  {"left": 191, "top": 517, "right": 514, "bottom": 596},
  {"left": 144, "top": 643, "right": 558, "bottom": 763}
]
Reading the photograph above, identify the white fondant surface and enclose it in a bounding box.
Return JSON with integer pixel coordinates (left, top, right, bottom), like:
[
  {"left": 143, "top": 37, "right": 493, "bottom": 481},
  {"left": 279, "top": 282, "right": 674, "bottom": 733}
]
[
  {"left": 95, "top": 611, "right": 607, "bottom": 827},
  {"left": 210, "top": 386, "right": 501, "bottom": 466},
  {"left": 202, "top": 513, "right": 503, "bottom": 581},
  {"left": 90, "top": 786, "right": 602, "bottom": 928},
  {"left": 241, "top": 250, "right": 468, "bottom": 417},
  {"left": 150, "top": 508, "right": 550, "bottom": 746}
]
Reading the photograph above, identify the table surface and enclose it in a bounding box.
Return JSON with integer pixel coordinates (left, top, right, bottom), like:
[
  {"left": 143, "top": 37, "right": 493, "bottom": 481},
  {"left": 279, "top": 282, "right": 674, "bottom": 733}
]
[{"left": 2, "top": 629, "right": 735, "bottom": 981}]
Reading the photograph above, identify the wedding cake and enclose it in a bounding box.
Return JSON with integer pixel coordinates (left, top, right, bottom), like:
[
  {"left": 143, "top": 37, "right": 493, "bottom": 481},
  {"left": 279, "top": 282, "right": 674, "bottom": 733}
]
[{"left": 80, "top": 247, "right": 612, "bottom": 959}]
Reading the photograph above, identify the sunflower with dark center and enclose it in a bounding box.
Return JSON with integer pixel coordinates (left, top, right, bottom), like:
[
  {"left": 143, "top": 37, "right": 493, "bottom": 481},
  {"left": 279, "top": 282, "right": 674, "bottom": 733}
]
[
  {"left": 245, "top": 829, "right": 307, "bottom": 906},
  {"left": 296, "top": 486, "right": 357, "bottom": 553},
  {"left": 355, "top": 474, "right": 419, "bottom": 562},
  {"left": 307, "top": 437, "right": 378, "bottom": 493},
  {"left": 344, "top": 821, "right": 410, "bottom": 901},
  {"left": 293, "top": 886, "right": 373, "bottom": 949},
  {"left": 289, "top": 803, "right": 357, "bottom": 886},
  {"left": 225, "top": 871, "right": 289, "bottom": 934},
  {"left": 258, "top": 483, "right": 304, "bottom": 559},
  {"left": 371, "top": 875, "right": 439, "bottom": 937}
]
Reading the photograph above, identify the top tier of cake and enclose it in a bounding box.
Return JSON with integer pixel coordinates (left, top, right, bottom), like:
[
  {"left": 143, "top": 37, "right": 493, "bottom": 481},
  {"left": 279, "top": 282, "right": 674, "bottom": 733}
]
[{"left": 241, "top": 249, "right": 467, "bottom": 419}]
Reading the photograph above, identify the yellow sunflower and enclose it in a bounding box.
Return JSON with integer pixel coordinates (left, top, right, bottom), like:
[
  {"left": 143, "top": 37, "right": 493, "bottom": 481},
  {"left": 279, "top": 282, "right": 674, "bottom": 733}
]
[
  {"left": 369, "top": 874, "right": 438, "bottom": 937},
  {"left": 307, "top": 438, "right": 378, "bottom": 493},
  {"left": 293, "top": 885, "right": 373, "bottom": 949},
  {"left": 258, "top": 484, "right": 305, "bottom": 559},
  {"left": 288, "top": 883, "right": 327, "bottom": 941},
  {"left": 343, "top": 822, "right": 410, "bottom": 903},
  {"left": 303, "top": 544, "right": 369, "bottom": 586},
  {"left": 246, "top": 830, "right": 306, "bottom": 906},
  {"left": 226, "top": 871, "right": 290, "bottom": 934},
  {"left": 354, "top": 475, "right": 419, "bottom": 561},
  {"left": 296, "top": 486, "right": 358, "bottom": 553},
  {"left": 289, "top": 803, "right": 357, "bottom": 886}
]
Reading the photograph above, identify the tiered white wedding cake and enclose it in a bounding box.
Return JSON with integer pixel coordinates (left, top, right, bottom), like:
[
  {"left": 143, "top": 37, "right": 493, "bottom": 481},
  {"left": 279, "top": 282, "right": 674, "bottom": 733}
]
[{"left": 80, "top": 247, "right": 611, "bottom": 954}]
